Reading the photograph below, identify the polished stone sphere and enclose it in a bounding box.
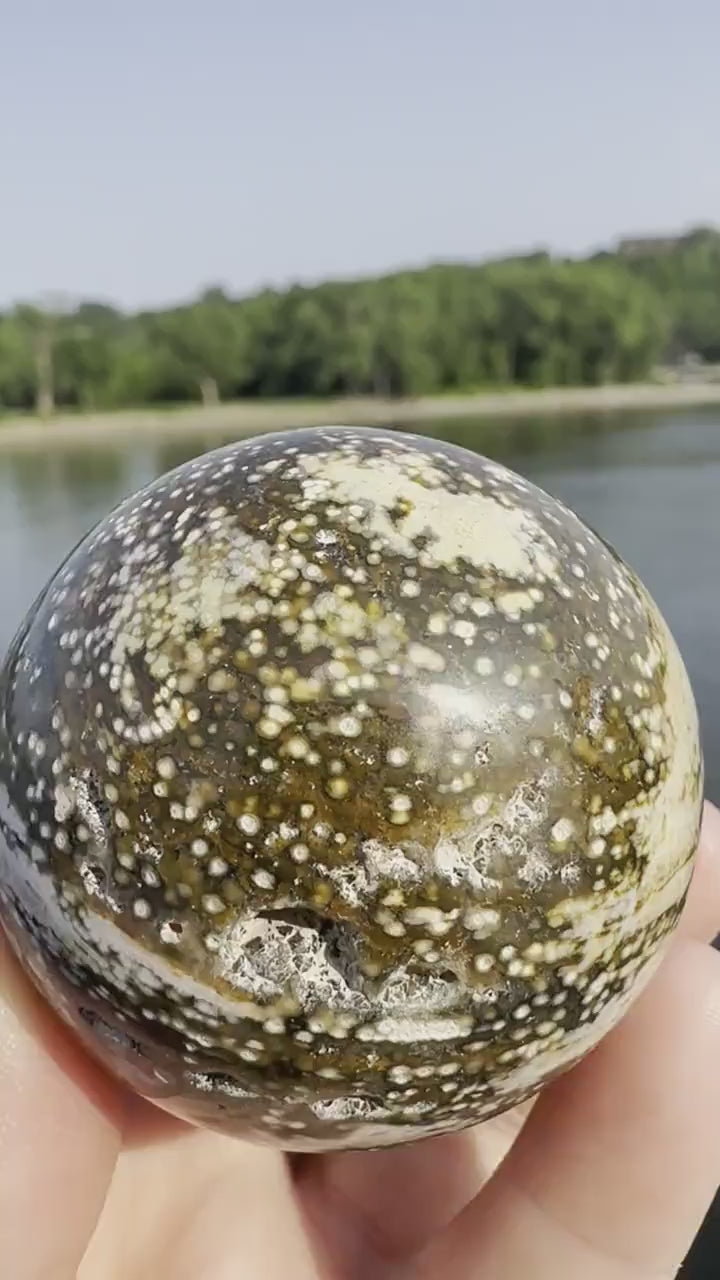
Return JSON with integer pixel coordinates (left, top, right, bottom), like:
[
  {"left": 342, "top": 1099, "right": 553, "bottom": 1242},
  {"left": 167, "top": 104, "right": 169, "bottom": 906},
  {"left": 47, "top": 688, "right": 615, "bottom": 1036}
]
[{"left": 0, "top": 427, "right": 703, "bottom": 1151}]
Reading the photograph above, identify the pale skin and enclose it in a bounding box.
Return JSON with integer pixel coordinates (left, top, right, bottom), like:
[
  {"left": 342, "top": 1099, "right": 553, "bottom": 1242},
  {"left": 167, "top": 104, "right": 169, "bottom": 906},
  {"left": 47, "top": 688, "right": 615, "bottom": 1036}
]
[{"left": 2, "top": 804, "right": 720, "bottom": 1280}]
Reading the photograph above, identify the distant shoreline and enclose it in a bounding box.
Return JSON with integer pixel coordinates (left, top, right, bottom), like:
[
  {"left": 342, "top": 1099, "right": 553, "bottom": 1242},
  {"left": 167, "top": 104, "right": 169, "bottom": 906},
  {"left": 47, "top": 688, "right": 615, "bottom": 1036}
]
[{"left": 2, "top": 380, "right": 720, "bottom": 452}]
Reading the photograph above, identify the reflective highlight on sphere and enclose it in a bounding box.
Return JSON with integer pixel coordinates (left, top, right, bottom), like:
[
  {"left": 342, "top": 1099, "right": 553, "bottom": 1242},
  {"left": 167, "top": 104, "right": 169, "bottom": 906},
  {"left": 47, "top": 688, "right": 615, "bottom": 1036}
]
[{"left": 0, "top": 427, "right": 703, "bottom": 1151}]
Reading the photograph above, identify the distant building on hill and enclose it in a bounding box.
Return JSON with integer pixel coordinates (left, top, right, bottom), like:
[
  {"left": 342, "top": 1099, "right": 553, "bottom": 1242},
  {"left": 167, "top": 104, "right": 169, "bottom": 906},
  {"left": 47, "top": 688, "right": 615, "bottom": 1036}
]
[
  {"left": 617, "top": 226, "right": 719, "bottom": 258},
  {"left": 617, "top": 235, "right": 681, "bottom": 258}
]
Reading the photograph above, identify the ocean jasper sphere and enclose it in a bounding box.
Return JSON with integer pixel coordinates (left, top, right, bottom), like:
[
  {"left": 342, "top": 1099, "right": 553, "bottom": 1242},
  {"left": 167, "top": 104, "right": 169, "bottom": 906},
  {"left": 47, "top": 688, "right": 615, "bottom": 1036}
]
[{"left": 0, "top": 426, "right": 703, "bottom": 1151}]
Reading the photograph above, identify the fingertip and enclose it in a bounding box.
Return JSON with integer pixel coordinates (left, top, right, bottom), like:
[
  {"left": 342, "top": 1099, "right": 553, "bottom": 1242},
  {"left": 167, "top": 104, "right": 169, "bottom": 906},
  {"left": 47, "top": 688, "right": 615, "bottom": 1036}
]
[
  {"left": 703, "top": 797, "right": 720, "bottom": 839},
  {"left": 677, "top": 800, "right": 720, "bottom": 943}
]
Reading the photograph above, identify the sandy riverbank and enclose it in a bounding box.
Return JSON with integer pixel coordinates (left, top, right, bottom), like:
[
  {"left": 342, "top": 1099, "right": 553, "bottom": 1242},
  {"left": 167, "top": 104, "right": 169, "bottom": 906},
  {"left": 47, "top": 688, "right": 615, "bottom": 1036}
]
[{"left": 1, "top": 381, "right": 720, "bottom": 452}]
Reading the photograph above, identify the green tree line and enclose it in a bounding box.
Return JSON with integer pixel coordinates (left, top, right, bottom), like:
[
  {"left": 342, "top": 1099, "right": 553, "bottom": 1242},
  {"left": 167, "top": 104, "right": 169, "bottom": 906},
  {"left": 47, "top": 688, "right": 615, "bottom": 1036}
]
[{"left": 1, "top": 227, "right": 718, "bottom": 417}]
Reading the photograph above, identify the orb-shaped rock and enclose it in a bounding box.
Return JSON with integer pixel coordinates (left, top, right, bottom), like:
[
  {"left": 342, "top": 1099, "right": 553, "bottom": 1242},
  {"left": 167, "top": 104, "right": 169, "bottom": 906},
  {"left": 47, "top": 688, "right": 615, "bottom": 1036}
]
[{"left": 0, "top": 427, "right": 703, "bottom": 1150}]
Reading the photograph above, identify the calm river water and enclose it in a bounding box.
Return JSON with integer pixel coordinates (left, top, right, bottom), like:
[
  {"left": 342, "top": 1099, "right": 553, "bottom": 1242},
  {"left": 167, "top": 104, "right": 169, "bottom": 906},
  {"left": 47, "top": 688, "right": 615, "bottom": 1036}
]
[{"left": 0, "top": 407, "right": 719, "bottom": 1276}]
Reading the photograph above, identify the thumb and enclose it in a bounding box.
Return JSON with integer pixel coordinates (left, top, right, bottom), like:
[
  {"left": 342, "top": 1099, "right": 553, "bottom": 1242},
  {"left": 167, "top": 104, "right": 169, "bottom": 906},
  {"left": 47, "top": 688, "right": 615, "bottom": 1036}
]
[{"left": 413, "top": 935, "right": 720, "bottom": 1279}]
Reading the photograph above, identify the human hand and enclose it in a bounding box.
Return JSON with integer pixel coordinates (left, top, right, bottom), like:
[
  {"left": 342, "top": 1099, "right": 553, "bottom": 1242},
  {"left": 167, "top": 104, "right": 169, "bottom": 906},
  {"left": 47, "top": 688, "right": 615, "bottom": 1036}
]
[{"left": 3, "top": 803, "right": 720, "bottom": 1280}]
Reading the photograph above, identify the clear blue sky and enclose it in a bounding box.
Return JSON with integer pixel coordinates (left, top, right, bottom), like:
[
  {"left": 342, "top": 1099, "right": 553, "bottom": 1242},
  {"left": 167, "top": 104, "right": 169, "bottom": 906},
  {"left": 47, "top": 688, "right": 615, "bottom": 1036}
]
[{"left": 2, "top": 0, "right": 719, "bottom": 310}]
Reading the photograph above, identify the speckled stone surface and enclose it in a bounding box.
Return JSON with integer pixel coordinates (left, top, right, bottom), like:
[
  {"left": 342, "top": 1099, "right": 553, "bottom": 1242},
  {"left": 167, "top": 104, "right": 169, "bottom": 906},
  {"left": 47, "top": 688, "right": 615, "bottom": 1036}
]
[{"left": 0, "top": 426, "right": 704, "bottom": 1151}]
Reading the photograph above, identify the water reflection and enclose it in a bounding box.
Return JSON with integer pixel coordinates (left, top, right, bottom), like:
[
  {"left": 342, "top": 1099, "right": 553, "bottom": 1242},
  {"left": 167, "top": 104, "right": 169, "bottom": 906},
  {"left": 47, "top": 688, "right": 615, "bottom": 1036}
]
[
  {"left": 5, "top": 447, "right": 130, "bottom": 515},
  {"left": 405, "top": 409, "right": 652, "bottom": 462},
  {"left": 151, "top": 433, "right": 237, "bottom": 477}
]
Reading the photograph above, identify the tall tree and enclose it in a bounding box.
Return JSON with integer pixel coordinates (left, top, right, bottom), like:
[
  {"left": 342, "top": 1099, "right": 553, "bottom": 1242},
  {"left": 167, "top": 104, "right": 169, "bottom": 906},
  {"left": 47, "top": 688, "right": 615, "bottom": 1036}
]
[
  {"left": 14, "top": 302, "right": 60, "bottom": 417},
  {"left": 147, "top": 297, "right": 248, "bottom": 405}
]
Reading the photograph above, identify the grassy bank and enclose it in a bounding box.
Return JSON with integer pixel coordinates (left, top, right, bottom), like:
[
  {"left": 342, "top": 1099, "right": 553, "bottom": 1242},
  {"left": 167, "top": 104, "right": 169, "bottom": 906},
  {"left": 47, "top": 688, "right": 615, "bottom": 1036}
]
[{"left": 2, "top": 381, "right": 720, "bottom": 452}]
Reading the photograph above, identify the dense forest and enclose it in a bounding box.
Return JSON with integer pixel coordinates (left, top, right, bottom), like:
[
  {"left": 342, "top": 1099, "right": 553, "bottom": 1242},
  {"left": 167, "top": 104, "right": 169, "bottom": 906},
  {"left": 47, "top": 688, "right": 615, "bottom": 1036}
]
[{"left": 1, "top": 226, "right": 719, "bottom": 416}]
